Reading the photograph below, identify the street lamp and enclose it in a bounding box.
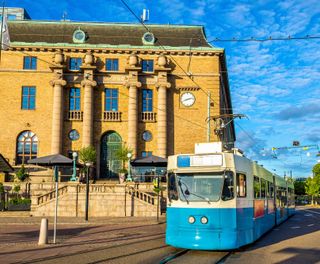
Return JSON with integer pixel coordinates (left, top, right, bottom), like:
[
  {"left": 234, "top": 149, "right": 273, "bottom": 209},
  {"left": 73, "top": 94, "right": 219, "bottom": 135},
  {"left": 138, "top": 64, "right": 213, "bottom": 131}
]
[
  {"left": 126, "top": 152, "right": 132, "bottom": 182},
  {"left": 70, "top": 152, "right": 78, "bottom": 181},
  {"left": 85, "top": 161, "right": 93, "bottom": 221}
]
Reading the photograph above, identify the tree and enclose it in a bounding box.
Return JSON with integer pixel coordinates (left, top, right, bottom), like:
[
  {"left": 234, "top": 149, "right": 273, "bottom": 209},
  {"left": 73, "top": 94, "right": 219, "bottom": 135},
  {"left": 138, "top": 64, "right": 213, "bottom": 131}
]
[
  {"left": 306, "top": 163, "right": 320, "bottom": 205},
  {"left": 115, "top": 144, "right": 132, "bottom": 174},
  {"left": 78, "top": 145, "right": 96, "bottom": 165},
  {"left": 294, "top": 180, "right": 306, "bottom": 195},
  {"left": 16, "top": 165, "right": 29, "bottom": 182}
]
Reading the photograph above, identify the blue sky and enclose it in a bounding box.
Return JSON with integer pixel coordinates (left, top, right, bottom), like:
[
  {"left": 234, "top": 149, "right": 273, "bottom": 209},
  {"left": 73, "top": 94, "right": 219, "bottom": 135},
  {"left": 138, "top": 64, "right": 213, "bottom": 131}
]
[{"left": 6, "top": 0, "right": 320, "bottom": 177}]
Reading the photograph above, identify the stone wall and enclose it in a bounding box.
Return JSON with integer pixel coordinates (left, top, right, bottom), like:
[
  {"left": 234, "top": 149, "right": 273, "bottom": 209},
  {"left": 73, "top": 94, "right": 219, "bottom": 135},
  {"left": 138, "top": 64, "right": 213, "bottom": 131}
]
[{"left": 31, "top": 183, "right": 162, "bottom": 217}]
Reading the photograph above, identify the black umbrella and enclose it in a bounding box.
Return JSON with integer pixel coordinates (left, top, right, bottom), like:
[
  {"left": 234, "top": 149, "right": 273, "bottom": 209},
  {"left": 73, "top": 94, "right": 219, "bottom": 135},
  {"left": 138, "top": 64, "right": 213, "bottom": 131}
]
[
  {"left": 131, "top": 155, "right": 167, "bottom": 167},
  {"left": 27, "top": 154, "right": 73, "bottom": 166}
]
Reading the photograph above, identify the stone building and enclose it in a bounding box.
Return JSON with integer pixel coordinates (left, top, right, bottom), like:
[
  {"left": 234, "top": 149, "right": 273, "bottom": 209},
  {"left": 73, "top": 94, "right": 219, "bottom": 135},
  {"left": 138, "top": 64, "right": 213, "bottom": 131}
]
[{"left": 0, "top": 19, "right": 235, "bottom": 180}]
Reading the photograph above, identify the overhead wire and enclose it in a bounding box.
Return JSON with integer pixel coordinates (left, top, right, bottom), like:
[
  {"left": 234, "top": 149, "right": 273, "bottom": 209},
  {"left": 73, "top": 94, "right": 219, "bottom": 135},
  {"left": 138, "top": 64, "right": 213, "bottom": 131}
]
[{"left": 208, "top": 35, "right": 320, "bottom": 43}]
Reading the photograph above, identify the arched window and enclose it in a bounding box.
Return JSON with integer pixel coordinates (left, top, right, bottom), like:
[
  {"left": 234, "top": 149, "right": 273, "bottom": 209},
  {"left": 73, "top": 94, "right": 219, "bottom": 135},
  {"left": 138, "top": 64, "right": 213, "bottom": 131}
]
[{"left": 16, "top": 131, "right": 38, "bottom": 164}]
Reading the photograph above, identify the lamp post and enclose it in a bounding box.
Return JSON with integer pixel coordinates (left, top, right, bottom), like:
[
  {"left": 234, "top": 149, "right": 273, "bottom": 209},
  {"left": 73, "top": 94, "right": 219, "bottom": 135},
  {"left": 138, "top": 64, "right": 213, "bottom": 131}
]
[
  {"left": 70, "top": 152, "right": 78, "bottom": 181},
  {"left": 126, "top": 152, "right": 132, "bottom": 182},
  {"left": 85, "top": 161, "right": 93, "bottom": 221}
]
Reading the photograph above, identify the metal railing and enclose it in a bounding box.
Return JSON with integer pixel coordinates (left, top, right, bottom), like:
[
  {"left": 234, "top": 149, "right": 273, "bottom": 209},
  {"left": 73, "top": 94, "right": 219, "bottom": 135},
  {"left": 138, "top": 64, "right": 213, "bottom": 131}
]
[{"left": 36, "top": 185, "right": 68, "bottom": 205}]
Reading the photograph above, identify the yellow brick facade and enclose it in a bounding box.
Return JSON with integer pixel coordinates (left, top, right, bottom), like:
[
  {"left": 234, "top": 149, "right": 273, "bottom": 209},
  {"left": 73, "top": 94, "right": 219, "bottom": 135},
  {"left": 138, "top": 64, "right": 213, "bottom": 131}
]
[{"left": 0, "top": 22, "right": 234, "bottom": 179}]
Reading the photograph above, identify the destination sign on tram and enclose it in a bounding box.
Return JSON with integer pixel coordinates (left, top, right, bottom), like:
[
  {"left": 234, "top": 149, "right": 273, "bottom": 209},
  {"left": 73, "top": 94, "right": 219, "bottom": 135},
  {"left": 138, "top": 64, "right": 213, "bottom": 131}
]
[{"left": 177, "top": 154, "right": 223, "bottom": 167}]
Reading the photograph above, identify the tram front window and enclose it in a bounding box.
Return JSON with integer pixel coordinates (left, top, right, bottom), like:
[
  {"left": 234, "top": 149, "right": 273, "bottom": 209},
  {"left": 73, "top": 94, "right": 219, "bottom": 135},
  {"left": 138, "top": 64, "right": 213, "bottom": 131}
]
[{"left": 176, "top": 173, "right": 224, "bottom": 202}]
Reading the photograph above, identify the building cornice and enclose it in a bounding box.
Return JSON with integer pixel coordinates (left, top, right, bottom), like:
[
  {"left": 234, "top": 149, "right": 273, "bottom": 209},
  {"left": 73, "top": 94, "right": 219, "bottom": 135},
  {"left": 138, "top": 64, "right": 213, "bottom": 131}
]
[{"left": 9, "top": 42, "right": 224, "bottom": 56}]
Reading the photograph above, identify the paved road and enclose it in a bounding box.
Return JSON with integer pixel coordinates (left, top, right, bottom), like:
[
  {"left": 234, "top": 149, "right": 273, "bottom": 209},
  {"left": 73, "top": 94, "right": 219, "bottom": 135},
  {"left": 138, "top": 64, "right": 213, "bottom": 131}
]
[
  {"left": 0, "top": 207, "right": 319, "bottom": 264},
  {"left": 226, "top": 207, "right": 320, "bottom": 264}
]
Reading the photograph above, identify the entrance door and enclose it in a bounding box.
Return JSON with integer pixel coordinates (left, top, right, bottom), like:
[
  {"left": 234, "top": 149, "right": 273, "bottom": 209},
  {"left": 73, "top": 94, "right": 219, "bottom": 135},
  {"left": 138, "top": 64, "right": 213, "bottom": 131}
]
[{"left": 100, "top": 132, "right": 122, "bottom": 179}]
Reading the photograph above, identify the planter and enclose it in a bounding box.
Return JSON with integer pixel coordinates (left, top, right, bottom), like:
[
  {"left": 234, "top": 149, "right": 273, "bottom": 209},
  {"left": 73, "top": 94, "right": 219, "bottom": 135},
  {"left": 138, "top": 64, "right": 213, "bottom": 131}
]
[
  {"left": 119, "top": 173, "right": 126, "bottom": 184},
  {"left": 8, "top": 203, "right": 31, "bottom": 211}
]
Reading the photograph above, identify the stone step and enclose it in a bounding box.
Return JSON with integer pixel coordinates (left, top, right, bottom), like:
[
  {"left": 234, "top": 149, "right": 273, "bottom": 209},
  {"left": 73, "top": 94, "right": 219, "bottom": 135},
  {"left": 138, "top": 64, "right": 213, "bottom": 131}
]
[{"left": 0, "top": 211, "right": 31, "bottom": 217}]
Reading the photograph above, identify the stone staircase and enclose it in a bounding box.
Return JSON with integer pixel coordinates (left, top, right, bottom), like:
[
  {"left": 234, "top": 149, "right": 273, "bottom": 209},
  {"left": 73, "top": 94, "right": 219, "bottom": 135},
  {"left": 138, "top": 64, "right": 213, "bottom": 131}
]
[{"left": 31, "top": 183, "right": 166, "bottom": 217}]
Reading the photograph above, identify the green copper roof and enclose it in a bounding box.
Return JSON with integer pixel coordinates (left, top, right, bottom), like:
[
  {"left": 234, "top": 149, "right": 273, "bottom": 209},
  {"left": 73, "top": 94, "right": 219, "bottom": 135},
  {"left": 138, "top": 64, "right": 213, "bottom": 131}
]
[{"left": 8, "top": 20, "right": 217, "bottom": 50}]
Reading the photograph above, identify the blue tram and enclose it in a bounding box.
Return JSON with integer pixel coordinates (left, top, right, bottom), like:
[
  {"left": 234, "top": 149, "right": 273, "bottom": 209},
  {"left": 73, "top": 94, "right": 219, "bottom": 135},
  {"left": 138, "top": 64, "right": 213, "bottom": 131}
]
[{"left": 166, "top": 147, "right": 295, "bottom": 250}]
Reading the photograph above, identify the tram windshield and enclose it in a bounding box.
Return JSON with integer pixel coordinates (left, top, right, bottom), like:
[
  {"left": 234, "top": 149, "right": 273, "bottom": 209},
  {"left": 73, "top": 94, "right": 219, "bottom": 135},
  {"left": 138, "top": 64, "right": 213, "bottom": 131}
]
[{"left": 176, "top": 172, "right": 224, "bottom": 202}]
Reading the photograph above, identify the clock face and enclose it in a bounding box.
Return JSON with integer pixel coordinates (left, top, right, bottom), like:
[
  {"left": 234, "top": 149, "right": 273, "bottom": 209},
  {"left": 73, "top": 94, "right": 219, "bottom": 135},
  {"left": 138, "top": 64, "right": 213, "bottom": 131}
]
[
  {"left": 180, "top": 92, "right": 195, "bottom": 107},
  {"left": 75, "top": 31, "right": 85, "bottom": 40},
  {"left": 73, "top": 29, "right": 86, "bottom": 43}
]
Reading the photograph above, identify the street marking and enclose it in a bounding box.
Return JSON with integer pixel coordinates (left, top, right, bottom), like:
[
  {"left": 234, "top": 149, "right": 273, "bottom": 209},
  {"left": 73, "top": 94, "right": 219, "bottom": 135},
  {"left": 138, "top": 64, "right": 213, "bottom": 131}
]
[
  {"left": 304, "top": 209, "right": 320, "bottom": 215},
  {"left": 307, "top": 224, "right": 314, "bottom": 227},
  {"left": 273, "top": 228, "right": 279, "bottom": 231},
  {"left": 290, "top": 226, "right": 301, "bottom": 229},
  {"left": 304, "top": 214, "right": 313, "bottom": 217}
]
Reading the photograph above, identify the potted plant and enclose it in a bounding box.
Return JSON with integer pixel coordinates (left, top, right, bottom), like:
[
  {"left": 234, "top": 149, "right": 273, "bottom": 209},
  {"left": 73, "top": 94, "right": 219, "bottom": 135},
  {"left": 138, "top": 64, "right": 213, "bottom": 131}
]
[
  {"left": 115, "top": 144, "right": 132, "bottom": 183},
  {"left": 78, "top": 145, "right": 97, "bottom": 183}
]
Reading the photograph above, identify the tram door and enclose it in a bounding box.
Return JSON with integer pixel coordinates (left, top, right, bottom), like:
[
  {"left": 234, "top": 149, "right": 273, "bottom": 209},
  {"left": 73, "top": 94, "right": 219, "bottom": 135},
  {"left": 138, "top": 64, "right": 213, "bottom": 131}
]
[{"left": 100, "top": 132, "right": 122, "bottom": 179}]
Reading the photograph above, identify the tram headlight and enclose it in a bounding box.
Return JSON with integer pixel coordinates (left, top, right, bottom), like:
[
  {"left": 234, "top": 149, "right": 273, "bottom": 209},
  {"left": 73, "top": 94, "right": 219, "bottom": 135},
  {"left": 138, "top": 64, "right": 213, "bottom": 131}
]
[
  {"left": 200, "top": 216, "right": 208, "bottom": 224},
  {"left": 188, "top": 216, "right": 196, "bottom": 224}
]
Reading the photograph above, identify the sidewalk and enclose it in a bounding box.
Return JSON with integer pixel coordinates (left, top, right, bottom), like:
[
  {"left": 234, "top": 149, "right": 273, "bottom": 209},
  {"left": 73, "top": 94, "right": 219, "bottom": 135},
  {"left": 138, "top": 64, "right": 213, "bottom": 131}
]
[{"left": 0, "top": 211, "right": 166, "bottom": 225}]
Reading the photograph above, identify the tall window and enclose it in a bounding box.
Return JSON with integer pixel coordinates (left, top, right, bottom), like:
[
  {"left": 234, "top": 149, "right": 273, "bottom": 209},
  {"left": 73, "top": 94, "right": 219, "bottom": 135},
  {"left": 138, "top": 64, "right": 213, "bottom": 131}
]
[
  {"left": 23, "top": 56, "right": 37, "bottom": 70},
  {"left": 106, "top": 59, "right": 119, "bottom": 71},
  {"left": 105, "top": 88, "right": 118, "bottom": 111},
  {"left": 16, "top": 131, "right": 38, "bottom": 164},
  {"left": 141, "top": 60, "right": 154, "bottom": 72},
  {"left": 21, "top": 86, "right": 36, "bottom": 110},
  {"left": 69, "top": 58, "right": 82, "bottom": 70},
  {"left": 142, "top": 89, "right": 153, "bottom": 112},
  {"left": 69, "top": 88, "right": 81, "bottom": 110}
]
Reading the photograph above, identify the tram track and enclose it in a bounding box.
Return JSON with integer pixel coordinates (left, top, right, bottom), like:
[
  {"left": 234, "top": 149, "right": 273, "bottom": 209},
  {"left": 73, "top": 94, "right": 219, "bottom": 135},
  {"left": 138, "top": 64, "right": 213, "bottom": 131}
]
[{"left": 159, "top": 250, "right": 233, "bottom": 264}]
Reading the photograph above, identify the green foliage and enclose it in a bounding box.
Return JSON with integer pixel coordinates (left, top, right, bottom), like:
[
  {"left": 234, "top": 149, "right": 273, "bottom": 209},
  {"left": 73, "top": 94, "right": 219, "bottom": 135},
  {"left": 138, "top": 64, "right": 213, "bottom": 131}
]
[
  {"left": 79, "top": 145, "right": 96, "bottom": 165},
  {"left": 16, "top": 165, "right": 29, "bottom": 182},
  {"left": 13, "top": 184, "right": 21, "bottom": 193},
  {"left": 294, "top": 181, "right": 306, "bottom": 195},
  {"left": 9, "top": 198, "right": 31, "bottom": 205},
  {"left": 305, "top": 176, "right": 320, "bottom": 204},
  {"left": 115, "top": 144, "right": 132, "bottom": 171},
  {"left": 0, "top": 183, "right": 4, "bottom": 193},
  {"left": 312, "top": 163, "right": 320, "bottom": 178}
]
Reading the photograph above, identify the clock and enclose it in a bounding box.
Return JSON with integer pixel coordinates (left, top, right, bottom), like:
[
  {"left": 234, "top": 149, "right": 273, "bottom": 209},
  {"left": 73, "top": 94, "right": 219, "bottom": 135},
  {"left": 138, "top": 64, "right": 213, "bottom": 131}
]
[
  {"left": 142, "top": 32, "right": 155, "bottom": 45},
  {"left": 73, "top": 29, "right": 86, "bottom": 43},
  {"left": 180, "top": 92, "right": 195, "bottom": 107}
]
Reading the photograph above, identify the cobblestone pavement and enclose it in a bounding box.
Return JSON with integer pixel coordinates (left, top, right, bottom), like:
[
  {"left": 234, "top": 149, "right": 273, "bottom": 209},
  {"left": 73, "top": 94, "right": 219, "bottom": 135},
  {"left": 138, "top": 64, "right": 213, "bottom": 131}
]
[{"left": 0, "top": 207, "right": 319, "bottom": 264}]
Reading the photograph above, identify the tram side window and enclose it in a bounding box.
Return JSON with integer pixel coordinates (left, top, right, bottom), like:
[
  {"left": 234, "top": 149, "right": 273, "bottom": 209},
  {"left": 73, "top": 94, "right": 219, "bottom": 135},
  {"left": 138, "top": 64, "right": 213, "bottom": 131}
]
[
  {"left": 168, "top": 173, "right": 178, "bottom": 201},
  {"left": 222, "top": 171, "right": 234, "bottom": 201},
  {"left": 276, "top": 188, "right": 282, "bottom": 207},
  {"left": 282, "top": 188, "right": 287, "bottom": 206},
  {"left": 236, "top": 173, "right": 246, "bottom": 197},
  {"left": 254, "top": 176, "right": 260, "bottom": 199},
  {"left": 269, "top": 182, "right": 274, "bottom": 198},
  {"left": 261, "top": 179, "right": 266, "bottom": 198}
]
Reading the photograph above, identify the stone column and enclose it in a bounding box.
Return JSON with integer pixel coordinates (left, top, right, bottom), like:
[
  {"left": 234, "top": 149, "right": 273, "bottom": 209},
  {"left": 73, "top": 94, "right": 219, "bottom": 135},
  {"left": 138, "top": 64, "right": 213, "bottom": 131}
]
[
  {"left": 124, "top": 77, "right": 141, "bottom": 158},
  {"left": 128, "top": 84, "right": 138, "bottom": 156},
  {"left": 125, "top": 54, "right": 141, "bottom": 158},
  {"left": 81, "top": 52, "right": 97, "bottom": 148},
  {"left": 81, "top": 78, "right": 97, "bottom": 147},
  {"left": 156, "top": 81, "right": 171, "bottom": 158},
  {"left": 155, "top": 55, "right": 171, "bottom": 158},
  {"left": 50, "top": 72, "right": 66, "bottom": 154}
]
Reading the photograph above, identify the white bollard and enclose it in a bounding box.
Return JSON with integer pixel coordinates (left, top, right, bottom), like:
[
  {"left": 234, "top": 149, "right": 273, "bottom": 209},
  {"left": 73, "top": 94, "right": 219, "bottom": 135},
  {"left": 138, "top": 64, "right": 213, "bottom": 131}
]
[{"left": 38, "top": 218, "right": 48, "bottom": 245}]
